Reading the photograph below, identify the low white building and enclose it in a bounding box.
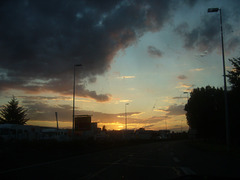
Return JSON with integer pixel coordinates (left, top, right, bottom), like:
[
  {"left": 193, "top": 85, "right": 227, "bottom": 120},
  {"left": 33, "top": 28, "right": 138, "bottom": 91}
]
[
  {"left": 41, "top": 128, "right": 69, "bottom": 141},
  {"left": 0, "top": 124, "right": 41, "bottom": 141}
]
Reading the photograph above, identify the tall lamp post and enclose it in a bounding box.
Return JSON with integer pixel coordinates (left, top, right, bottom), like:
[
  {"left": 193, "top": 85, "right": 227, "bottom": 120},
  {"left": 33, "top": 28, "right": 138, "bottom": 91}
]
[
  {"left": 208, "top": 8, "right": 230, "bottom": 147},
  {"left": 125, "top": 103, "right": 129, "bottom": 130},
  {"left": 72, "top": 64, "right": 82, "bottom": 136}
]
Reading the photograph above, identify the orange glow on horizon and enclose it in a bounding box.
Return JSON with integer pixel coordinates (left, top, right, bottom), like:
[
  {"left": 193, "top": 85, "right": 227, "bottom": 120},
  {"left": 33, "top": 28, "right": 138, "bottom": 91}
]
[{"left": 27, "top": 115, "right": 189, "bottom": 132}]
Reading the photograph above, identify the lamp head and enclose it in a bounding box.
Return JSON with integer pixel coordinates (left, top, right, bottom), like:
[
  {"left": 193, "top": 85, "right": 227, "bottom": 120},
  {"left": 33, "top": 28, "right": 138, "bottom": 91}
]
[
  {"left": 208, "top": 8, "right": 219, "bottom": 13},
  {"left": 75, "top": 64, "right": 82, "bottom": 67}
]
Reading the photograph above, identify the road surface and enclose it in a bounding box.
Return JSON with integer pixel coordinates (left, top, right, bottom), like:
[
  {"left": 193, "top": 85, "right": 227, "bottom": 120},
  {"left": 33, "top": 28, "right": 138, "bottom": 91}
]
[{"left": 1, "top": 140, "right": 240, "bottom": 179}]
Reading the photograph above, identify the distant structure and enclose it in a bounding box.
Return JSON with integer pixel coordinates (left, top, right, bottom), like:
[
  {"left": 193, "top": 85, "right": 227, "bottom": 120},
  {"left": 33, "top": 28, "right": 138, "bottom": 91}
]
[
  {"left": 73, "top": 115, "right": 101, "bottom": 139},
  {"left": 0, "top": 124, "right": 69, "bottom": 141},
  {"left": 0, "top": 118, "right": 178, "bottom": 141},
  {"left": 0, "top": 115, "right": 100, "bottom": 141},
  {"left": 74, "top": 115, "right": 92, "bottom": 131}
]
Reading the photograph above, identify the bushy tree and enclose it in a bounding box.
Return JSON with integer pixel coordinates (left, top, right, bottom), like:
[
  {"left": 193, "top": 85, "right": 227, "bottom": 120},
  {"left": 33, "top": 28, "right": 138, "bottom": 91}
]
[
  {"left": 184, "top": 58, "right": 240, "bottom": 142},
  {"left": 227, "top": 57, "right": 240, "bottom": 91},
  {"left": 0, "top": 96, "right": 29, "bottom": 125},
  {"left": 227, "top": 57, "right": 240, "bottom": 143},
  {"left": 184, "top": 86, "right": 225, "bottom": 139}
]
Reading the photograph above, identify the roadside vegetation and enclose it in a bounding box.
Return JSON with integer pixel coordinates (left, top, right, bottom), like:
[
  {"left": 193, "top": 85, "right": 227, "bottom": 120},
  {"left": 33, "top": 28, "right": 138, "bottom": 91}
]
[
  {"left": 185, "top": 57, "right": 240, "bottom": 145},
  {"left": 0, "top": 96, "right": 29, "bottom": 125}
]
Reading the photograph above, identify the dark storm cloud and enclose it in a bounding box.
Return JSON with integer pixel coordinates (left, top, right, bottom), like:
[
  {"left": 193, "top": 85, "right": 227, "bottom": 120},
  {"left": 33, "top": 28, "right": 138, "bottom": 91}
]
[
  {"left": 226, "top": 37, "right": 240, "bottom": 53},
  {"left": 174, "top": 17, "right": 219, "bottom": 52},
  {"left": 183, "top": 0, "right": 199, "bottom": 7},
  {"left": 175, "top": 11, "right": 240, "bottom": 53},
  {"left": 148, "top": 46, "right": 163, "bottom": 58},
  {"left": 0, "top": 0, "right": 174, "bottom": 101}
]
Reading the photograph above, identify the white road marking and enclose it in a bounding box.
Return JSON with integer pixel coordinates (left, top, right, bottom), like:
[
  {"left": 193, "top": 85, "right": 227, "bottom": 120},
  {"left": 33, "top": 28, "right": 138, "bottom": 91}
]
[{"left": 180, "top": 167, "right": 196, "bottom": 175}]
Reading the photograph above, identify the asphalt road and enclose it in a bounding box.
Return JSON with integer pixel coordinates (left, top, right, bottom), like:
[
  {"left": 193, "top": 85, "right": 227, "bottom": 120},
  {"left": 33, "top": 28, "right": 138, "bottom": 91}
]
[{"left": 1, "top": 140, "right": 240, "bottom": 180}]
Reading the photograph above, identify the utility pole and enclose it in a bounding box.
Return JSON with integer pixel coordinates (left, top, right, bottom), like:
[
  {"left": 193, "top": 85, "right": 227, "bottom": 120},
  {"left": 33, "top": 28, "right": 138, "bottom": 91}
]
[
  {"left": 125, "top": 103, "right": 129, "bottom": 130},
  {"left": 72, "top": 64, "right": 82, "bottom": 137},
  {"left": 55, "top": 112, "right": 59, "bottom": 136}
]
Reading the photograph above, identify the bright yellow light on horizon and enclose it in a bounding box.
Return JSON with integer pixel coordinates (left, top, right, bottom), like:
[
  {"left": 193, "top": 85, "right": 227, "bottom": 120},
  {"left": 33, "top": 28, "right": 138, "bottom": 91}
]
[{"left": 27, "top": 114, "right": 188, "bottom": 132}]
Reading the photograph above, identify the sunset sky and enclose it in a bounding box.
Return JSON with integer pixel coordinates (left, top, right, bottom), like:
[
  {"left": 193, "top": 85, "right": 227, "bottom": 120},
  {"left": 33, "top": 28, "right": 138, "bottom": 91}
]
[{"left": 0, "top": 0, "right": 240, "bottom": 131}]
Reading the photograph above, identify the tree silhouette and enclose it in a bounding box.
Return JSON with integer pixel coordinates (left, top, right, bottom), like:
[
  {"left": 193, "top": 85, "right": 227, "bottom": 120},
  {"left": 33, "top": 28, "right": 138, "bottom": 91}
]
[
  {"left": 227, "top": 57, "right": 240, "bottom": 143},
  {"left": 227, "top": 57, "right": 240, "bottom": 91},
  {"left": 184, "top": 58, "right": 240, "bottom": 142},
  {"left": 0, "top": 96, "right": 29, "bottom": 125},
  {"left": 184, "top": 86, "right": 225, "bottom": 139}
]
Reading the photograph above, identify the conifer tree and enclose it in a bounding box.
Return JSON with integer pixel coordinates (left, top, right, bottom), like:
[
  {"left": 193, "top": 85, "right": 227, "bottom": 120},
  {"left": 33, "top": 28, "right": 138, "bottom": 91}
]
[{"left": 0, "top": 96, "right": 29, "bottom": 125}]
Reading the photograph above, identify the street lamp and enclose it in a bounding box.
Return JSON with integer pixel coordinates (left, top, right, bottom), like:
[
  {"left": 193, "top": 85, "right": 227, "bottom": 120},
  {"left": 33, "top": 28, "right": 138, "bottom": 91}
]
[
  {"left": 72, "top": 64, "right": 82, "bottom": 136},
  {"left": 208, "top": 8, "right": 230, "bottom": 147},
  {"left": 125, "top": 103, "right": 129, "bottom": 130}
]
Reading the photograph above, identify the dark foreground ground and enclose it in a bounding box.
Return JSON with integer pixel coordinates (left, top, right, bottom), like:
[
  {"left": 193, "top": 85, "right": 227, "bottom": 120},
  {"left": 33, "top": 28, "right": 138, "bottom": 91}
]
[{"left": 1, "top": 139, "right": 240, "bottom": 180}]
